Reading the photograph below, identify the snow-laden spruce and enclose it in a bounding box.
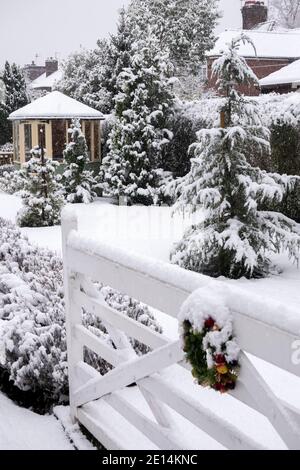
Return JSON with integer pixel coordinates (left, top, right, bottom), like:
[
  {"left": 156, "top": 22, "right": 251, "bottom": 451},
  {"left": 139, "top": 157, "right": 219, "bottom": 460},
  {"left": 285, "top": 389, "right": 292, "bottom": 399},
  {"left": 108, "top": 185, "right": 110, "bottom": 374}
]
[
  {"left": 0, "top": 61, "right": 29, "bottom": 146},
  {"left": 17, "top": 148, "right": 64, "bottom": 227},
  {"left": 63, "top": 120, "right": 98, "bottom": 204},
  {"left": 57, "top": 40, "right": 114, "bottom": 115},
  {"left": 170, "top": 35, "right": 300, "bottom": 279},
  {"left": 0, "top": 218, "right": 162, "bottom": 406},
  {"left": 100, "top": 13, "right": 175, "bottom": 205},
  {"left": 128, "top": 0, "right": 219, "bottom": 75}
]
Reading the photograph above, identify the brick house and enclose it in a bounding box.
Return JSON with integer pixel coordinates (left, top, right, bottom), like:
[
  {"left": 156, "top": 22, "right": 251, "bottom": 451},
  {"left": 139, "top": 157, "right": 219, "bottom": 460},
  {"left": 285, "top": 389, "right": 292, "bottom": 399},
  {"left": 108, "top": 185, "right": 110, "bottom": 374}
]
[
  {"left": 259, "top": 58, "right": 300, "bottom": 93},
  {"left": 23, "top": 58, "right": 62, "bottom": 97},
  {"left": 206, "top": 1, "right": 300, "bottom": 96}
]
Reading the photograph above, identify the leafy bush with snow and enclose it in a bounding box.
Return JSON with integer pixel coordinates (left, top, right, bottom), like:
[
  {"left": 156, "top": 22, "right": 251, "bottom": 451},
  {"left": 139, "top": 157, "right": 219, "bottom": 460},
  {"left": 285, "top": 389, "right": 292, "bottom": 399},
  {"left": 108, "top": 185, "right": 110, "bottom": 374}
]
[
  {"left": 17, "top": 154, "right": 65, "bottom": 227},
  {"left": 0, "top": 168, "right": 25, "bottom": 194},
  {"left": 0, "top": 218, "right": 162, "bottom": 407}
]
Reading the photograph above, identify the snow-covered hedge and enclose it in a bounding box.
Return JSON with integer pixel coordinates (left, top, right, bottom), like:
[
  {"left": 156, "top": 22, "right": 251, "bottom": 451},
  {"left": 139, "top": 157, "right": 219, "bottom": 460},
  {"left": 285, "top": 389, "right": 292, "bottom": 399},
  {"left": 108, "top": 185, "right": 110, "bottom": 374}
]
[
  {"left": 0, "top": 218, "right": 162, "bottom": 407},
  {"left": 174, "top": 92, "right": 300, "bottom": 175}
]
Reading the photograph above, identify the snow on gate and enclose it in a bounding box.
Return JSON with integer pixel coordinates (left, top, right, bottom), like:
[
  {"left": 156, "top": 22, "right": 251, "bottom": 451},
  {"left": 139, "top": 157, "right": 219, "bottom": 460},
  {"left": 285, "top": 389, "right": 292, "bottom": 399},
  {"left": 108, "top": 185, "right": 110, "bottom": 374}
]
[{"left": 62, "top": 207, "right": 300, "bottom": 450}]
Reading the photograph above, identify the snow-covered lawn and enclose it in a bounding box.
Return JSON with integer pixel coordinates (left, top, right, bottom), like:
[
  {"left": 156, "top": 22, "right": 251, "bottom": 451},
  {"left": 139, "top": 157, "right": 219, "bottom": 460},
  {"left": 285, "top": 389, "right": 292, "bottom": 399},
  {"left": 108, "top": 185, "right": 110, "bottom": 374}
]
[
  {"left": 0, "top": 192, "right": 300, "bottom": 449},
  {"left": 0, "top": 393, "right": 73, "bottom": 450}
]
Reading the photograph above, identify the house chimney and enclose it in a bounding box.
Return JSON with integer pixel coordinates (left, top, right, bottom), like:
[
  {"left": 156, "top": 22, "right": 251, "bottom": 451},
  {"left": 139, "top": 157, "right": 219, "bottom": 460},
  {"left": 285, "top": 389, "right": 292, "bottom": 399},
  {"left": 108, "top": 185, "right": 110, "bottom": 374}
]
[
  {"left": 242, "top": 1, "right": 268, "bottom": 30},
  {"left": 45, "top": 58, "right": 58, "bottom": 77}
]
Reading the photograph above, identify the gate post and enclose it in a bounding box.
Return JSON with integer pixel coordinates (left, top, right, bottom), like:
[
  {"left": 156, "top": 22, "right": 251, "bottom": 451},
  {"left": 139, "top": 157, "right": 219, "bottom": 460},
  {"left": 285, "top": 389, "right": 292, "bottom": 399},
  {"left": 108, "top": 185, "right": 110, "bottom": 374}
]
[{"left": 61, "top": 207, "right": 83, "bottom": 422}]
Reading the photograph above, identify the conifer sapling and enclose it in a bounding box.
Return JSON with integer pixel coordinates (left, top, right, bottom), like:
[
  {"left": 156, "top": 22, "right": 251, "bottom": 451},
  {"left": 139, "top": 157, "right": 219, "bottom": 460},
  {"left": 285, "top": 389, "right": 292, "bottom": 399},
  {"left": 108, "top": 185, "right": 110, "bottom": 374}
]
[
  {"left": 63, "top": 119, "right": 98, "bottom": 204},
  {"left": 17, "top": 141, "right": 64, "bottom": 227},
  {"left": 170, "top": 35, "right": 300, "bottom": 279}
]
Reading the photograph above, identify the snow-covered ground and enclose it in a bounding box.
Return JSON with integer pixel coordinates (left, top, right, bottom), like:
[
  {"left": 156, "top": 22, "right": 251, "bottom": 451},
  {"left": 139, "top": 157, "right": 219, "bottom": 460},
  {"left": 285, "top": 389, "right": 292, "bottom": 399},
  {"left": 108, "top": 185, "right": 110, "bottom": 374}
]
[
  {"left": 0, "top": 393, "right": 73, "bottom": 450},
  {"left": 3, "top": 192, "right": 300, "bottom": 311},
  {"left": 0, "top": 192, "right": 300, "bottom": 450}
]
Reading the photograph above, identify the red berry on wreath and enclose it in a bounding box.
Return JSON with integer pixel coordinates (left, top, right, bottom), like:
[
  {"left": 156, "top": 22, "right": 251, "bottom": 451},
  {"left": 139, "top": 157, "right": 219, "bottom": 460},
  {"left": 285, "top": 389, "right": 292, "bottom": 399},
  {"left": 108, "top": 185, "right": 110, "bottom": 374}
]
[
  {"left": 214, "top": 354, "right": 226, "bottom": 364},
  {"left": 204, "top": 317, "right": 215, "bottom": 329}
]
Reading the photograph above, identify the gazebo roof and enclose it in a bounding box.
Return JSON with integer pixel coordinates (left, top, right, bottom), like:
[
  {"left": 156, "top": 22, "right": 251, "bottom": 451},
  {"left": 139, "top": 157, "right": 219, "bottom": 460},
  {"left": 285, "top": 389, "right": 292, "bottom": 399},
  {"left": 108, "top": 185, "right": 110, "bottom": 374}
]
[{"left": 9, "top": 91, "right": 104, "bottom": 121}]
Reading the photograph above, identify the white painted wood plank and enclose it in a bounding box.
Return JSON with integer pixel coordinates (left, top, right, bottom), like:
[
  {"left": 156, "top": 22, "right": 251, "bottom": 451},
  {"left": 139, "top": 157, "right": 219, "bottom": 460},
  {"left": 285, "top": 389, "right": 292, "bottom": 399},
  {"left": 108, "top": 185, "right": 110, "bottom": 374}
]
[
  {"left": 140, "top": 375, "right": 265, "bottom": 450},
  {"left": 66, "top": 245, "right": 300, "bottom": 377},
  {"left": 67, "top": 245, "right": 188, "bottom": 317},
  {"left": 77, "top": 274, "right": 174, "bottom": 429},
  {"left": 77, "top": 404, "right": 157, "bottom": 450},
  {"left": 104, "top": 392, "right": 181, "bottom": 450},
  {"left": 72, "top": 288, "right": 170, "bottom": 350},
  {"left": 61, "top": 213, "right": 83, "bottom": 421},
  {"left": 74, "top": 324, "right": 125, "bottom": 367},
  {"left": 73, "top": 340, "right": 183, "bottom": 408},
  {"left": 235, "top": 353, "right": 300, "bottom": 449}
]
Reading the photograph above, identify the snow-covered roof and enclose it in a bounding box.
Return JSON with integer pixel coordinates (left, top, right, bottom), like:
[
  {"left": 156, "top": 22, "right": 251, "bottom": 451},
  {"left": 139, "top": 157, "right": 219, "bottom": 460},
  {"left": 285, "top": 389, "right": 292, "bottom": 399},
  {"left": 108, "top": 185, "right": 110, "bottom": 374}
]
[
  {"left": 208, "top": 29, "right": 300, "bottom": 59},
  {"left": 259, "top": 59, "right": 300, "bottom": 87},
  {"left": 9, "top": 91, "right": 104, "bottom": 120},
  {"left": 30, "top": 69, "right": 63, "bottom": 90}
]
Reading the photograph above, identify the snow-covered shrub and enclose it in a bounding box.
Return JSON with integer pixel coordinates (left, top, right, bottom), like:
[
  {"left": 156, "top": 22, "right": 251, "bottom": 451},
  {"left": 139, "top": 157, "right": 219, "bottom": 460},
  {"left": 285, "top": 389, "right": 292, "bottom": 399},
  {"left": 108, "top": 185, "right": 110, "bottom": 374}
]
[
  {"left": 0, "top": 218, "right": 162, "bottom": 407},
  {"left": 62, "top": 120, "right": 99, "bottom": 204},
  {"left": 170, "top": 36, "right": 300, "bottom": 279},
  {"left": 271, "top": 119, "right": 300, "bottom": 176},
  {"left": 0, "top": 164, "right": 14, "bottom": 176},
  {"left": 0, "top": 143, "right": 14, "bottom": 153},
  {"left": 17, "top": 151, "right": 65, "bottom": 227},
  {"left": 0, "top": 219, "right": 68, "bottom": 404},
  {"left": 0, "top": 168, "right": 25, "bottom": 194}
]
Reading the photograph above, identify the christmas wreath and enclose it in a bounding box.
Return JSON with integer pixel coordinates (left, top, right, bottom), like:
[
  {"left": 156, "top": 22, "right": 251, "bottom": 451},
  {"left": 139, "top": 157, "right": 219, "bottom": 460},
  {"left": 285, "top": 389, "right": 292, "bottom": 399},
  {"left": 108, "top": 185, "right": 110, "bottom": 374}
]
[{"left": 179, "top": 288, "right": 240, "bottom": 393}]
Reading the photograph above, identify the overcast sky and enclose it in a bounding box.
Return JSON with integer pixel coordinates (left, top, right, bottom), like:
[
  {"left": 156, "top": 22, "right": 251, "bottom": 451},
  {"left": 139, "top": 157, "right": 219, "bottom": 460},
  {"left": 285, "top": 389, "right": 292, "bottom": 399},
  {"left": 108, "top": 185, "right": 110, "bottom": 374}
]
[{"left": 0, "top": 0, "right": 243, "bottom": 67}]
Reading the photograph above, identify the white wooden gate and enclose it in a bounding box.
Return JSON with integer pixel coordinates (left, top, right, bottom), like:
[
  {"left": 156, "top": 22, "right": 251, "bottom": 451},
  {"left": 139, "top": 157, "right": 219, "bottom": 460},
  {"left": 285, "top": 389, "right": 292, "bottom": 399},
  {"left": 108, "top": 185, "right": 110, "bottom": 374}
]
[{"left": 62, "top": 209, "right": 300, "bottom": 450}]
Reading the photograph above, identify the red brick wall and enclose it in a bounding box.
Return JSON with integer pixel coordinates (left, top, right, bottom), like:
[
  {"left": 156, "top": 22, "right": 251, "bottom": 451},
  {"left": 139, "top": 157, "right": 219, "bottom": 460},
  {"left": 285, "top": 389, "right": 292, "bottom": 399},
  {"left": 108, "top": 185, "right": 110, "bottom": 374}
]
[
  {"left": 23, "top": 64, "right": 46, "bottom": 82},
  {"left": 207, "top": 57, "right": 295, "bottom": 96}
]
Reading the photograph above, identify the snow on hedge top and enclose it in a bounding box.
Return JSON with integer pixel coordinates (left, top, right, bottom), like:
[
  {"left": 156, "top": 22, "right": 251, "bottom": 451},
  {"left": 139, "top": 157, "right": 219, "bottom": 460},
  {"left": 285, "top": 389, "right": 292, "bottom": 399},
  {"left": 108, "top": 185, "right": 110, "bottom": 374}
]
[
  {"left": 208, "top": 29, "right": 300, "bottom": 59},
  {"left": 9, "top": 91, "right": 104, "bottom": 120},
  {"left": 30, "top": 70, "right": 63, "bottom": 90},
  {"left": 260, "top": 59, "right": 300, "bottom": 87}
]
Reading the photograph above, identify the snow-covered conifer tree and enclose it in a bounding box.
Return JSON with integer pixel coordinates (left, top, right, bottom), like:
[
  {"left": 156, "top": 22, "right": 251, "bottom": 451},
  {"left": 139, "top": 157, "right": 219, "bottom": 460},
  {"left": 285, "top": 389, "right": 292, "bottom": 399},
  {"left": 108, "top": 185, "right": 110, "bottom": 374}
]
[
  {"left": 17, "top": 148, "right": 64, "bottom": 227},
  {"left": 100, "top": 11, "right": 175, "bottom": 205},
  {"left": 57, "top": 41, "right": 113, "bottom": 114},
  {"left": 0, "top": 61, "right": 29, "bottom": 145},
  {"left": 63, "top": 119, "right": 98, "bottom": 204},
  {"left": 170, "top": 35, "right": 300, "bottom": 279},
  {"left": 108, "top": 7, "right": 132, "bottom": 97},
  {"left": 129, "top": 0, "right": 219, "bottom": 75}
]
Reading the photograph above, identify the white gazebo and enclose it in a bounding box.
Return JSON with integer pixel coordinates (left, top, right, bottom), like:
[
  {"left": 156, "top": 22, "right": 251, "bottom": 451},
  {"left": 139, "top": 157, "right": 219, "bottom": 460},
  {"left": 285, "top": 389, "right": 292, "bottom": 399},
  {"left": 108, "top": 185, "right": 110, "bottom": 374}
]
[{"left": 9, "top": 91, "right": 105, "bottom": 164}]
